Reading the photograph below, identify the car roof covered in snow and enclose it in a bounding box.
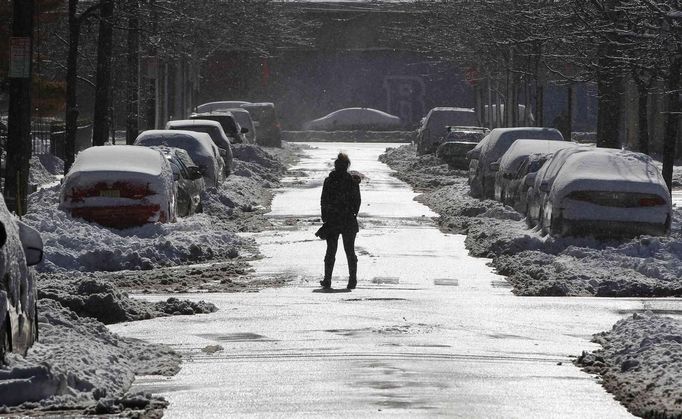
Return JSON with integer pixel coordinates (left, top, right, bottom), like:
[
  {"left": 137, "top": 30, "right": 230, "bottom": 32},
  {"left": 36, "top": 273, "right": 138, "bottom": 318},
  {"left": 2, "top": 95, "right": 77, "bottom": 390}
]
[
  {"left": 551, "top": 149, "right": 670, "bottom": 199},
  {"left": 196, "top": 101, "right": 250, "bottom": 113},
  {"left": 135, "top": 130, "right": 216, "bottom": 157},
  {"left": 167, "top": 119, "right": 223, "bottom": 130},
  {"left": 499, "top": 140, "right": 578, "bottom": 174},
  {"left": 480, "top": 127, "right": 565, "bottom": 164},
  {"left": 425, "top": 107, "right": 479, "bottom": 127},
  {"left": 69, "top": 145, "right": 165, "bottom": 176}
]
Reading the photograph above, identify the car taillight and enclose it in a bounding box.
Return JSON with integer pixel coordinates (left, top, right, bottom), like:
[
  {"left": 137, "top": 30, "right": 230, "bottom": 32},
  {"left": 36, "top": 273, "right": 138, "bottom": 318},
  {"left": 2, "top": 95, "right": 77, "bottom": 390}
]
[
  {"left": 639, "top": 197, "right": 666, "bottom": 207},
  {"left": 67, "top": 188, "right": 85, "bottom": 203}
]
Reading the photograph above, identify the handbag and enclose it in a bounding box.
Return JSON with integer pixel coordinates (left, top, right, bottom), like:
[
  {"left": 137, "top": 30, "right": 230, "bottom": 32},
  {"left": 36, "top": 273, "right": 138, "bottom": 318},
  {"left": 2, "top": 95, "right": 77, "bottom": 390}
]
[{"left": 315, "top": 223, "right": 330, "bottom": 240}]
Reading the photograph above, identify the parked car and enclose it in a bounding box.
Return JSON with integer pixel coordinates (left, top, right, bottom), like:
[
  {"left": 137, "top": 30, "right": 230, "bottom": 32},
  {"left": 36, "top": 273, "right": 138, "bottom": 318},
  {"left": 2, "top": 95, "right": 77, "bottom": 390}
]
[
  {"left": 508, "top": 153, "right": 552, "bottom": 214},
  {"left": 436, "top": 127, "right": 490, "bottom": 169},
  {"left": 467, "top": 127, "right": 565, "bottom": 199},
  {"left": 494, "top": 140, "right": 577, "bottom": 205},
  {"left": 152, "top": 146, "right": 205, "bottom": 217},
  {"left": 240, "top": 102, "right": 281, "bottom": 147},
  {"left": 223, "top": 108, "right": 257, "bottom": 144},
  {"left": 197, "top": 101, "right": 250, "bottom": 113},
  {"left": 539, "top": 149, "right": 671, "bottom": 237},
  {"left": 303, "top": 107, "right": 402, "bottom": 131},
  {"left": 416, "top": 107, "right": 480, "bottom": 155},
  {"left": 135, "top": 130, "right": 224, "bottom": 188},
  {"left": 0, "top": 196, "right": 42, "bottom": 361},
  {"left": 190, "top": 111, "right": 250, "bottom": 145},
  {"left": 526, "top": 146, "right": 595, "bottom": 227},
  {"left": 166, "top": 119, "right": 233, "bottom": 176},
  {"left": 60, "top": 146, "right": 176, "bottom": 228}
]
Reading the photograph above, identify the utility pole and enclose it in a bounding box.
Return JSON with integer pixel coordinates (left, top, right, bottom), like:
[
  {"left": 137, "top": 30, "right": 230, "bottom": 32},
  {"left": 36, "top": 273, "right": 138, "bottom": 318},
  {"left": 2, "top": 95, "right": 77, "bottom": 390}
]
[{"left": 4, "top": 0, "right": 35, "bottom": 215}]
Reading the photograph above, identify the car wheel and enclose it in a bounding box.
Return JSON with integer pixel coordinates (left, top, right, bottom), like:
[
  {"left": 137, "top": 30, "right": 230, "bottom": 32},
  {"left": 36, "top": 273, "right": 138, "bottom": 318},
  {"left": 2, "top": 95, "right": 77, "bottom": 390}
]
[
  {"left": 550, "top": 215, "right": 564, "bottom": 236},
  {"left": 539, "top": 208, "right": 548, "bottom": 235}
]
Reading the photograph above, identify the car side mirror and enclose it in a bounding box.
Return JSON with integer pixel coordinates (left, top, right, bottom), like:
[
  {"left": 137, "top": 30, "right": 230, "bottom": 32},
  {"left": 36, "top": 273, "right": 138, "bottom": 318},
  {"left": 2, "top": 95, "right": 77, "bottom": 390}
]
[
  {"left": 240, "top": 127, "right": 249, "bottom": 134},
  {"left": 18, "top": 221, "right": 43, "bottom": 266},
  {"left": 524, "top": 173, "right": 537, "bottom": 186},
  {"left": 489, "top": 162, "right": 500, "bottom": 172},
  {"left": 539, "top": 181, "right": 550, "bottom": 193}
]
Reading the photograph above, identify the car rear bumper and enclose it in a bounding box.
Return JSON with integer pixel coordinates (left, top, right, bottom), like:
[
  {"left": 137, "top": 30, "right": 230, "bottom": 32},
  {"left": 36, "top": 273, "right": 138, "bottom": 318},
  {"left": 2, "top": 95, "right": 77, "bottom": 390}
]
[
  {"left": 560, "top": 200, "right": 670, "bottom": 236},
  {"left": 560, "top": 219, "right": 669, "bottom": 237},
  {"left": 70, "top": 205, "right": 163, "bottom": 228}
]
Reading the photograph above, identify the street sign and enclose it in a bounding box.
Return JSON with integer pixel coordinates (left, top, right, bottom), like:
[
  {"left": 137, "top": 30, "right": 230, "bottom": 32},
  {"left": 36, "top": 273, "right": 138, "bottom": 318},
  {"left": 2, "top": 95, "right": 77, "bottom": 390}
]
[
  {"left": 465, "top": 67, "right": 479, "bottom": 86},
  {"left": 9, "top": 37, "right": 31, "bottom": 78}
]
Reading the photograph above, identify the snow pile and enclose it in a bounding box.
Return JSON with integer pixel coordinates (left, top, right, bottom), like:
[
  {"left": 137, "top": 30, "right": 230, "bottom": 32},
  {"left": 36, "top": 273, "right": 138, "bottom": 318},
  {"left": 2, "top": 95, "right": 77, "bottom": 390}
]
[
  {"left": 29, "top": 155, "right": 62, "bottom": 187},
  {"left": 576, "top": 312, "right": 682, "bottom": 418},
  {"left": 38, "top": 275, "right": 216, "bottom": 324},
  {"left": 0, "top": 299, "right": 180, "bottom": 412},
  {"left": 379, "top": 144, "right": 464, "bottom": 190},
  {"left": 380, "top": 144, "right": 682, "bottom": 297},
  {"left": 202, "top": 144, "right": 286, "bottom": 226},
  {"left": 24, "top": 185, "right": 241, "bottom": 272}
]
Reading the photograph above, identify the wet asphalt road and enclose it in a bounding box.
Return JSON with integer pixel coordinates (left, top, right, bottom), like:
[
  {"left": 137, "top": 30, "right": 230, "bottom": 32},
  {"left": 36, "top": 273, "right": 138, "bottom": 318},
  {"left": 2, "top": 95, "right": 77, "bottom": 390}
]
[{"left": 111, "top": 142, "right": 682, "bottom": 418}]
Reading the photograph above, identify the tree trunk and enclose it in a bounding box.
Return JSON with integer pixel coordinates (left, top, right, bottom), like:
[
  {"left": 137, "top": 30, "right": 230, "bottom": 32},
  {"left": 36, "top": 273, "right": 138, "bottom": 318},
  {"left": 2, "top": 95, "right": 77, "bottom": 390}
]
[
  {"left": 92, "top": 0, "right": 114, "bottom": 146},
  {"left": 126, "top": 0, "right": 140, "bottom": 145},
  {"left": 4, "top": 0, "right": 34, "bottom": 215},
  {"left": 635, "top": 80, "right": 649, "bottom": 155},
  {"left": 661, "top": 54, "right": 681, "bottom": 194},
  {"left": 596, "top": 61, "right": 622, "bottom": 149},
  {"left": 64, "top": 0, "right": 80, "bottom": 174}
]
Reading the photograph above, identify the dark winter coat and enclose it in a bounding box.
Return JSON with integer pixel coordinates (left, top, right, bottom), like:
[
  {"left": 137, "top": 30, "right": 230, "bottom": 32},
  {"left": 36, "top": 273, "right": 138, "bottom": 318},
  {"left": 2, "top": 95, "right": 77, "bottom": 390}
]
[{"left": 321, "top": 170, "right": 361, "bottom": 234}]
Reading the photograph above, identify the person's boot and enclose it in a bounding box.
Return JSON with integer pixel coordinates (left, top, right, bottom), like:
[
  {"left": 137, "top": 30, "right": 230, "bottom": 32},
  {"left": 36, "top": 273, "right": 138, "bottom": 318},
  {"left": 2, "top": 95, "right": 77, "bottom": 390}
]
[
  {"left": 347, "top": 257, "right": 357, "bottom": 290},
  {"left": 320, "top": 259, "right": 334, "bottom": 289}
]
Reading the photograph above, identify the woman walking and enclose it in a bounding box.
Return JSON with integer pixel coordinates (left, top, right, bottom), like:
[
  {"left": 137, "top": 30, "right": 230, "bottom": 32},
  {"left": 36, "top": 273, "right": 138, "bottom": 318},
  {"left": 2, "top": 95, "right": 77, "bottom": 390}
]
[{"left": 319, "top": 153, "right": 361, "bottom": 289}]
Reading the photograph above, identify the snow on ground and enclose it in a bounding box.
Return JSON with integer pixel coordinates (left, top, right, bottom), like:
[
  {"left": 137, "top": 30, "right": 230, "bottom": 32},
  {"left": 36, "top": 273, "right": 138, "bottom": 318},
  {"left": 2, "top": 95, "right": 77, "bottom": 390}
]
[
  {"left": 381, "top": 144, "right": 682, "bottom": 417},
  {"left": 0, "top": 299, "right": 179, "bottom": 414},
  {"left": 4, "top": 143, "right": 296, "bottom": 414},
  {"left": 577, "top": 312, "right": 682, "bottom": 418},
  {"left": 29, "top": 154, "right": 63, "bottom": 187},
  {"left": 380, "top": 144, "right": 682, "bottom": 298}
]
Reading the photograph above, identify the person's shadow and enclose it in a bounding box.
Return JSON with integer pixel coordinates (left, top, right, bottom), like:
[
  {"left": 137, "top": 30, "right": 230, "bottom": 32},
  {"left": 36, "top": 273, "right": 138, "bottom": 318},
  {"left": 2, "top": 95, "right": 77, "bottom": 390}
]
[{"left": 312, "top": 288, "right": 351, "bottom": 293}]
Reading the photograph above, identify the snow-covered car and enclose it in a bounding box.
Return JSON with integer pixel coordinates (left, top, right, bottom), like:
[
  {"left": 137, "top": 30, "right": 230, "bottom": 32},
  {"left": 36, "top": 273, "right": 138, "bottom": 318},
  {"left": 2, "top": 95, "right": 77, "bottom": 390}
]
[
  {"left": 467, "top": 127, "right": 565, "bottom": 199},
  {"left": 166, "top": 120, "right": 234, "bottom": 177},
  {"left": 60, "top": 146, "right": 176, "bottom": 228},
  {"left": 539, "top": 149, "right": 671, "bottom": 237},
  {"left": 303, "top": 108, "right": 402, "bottom": 131},
  {"left": 494, "top": 140, "right": 577, "bottom": 205},
  {"left": 0, "top": 197, "right": 42, "bottom": 360},
  {"left": 223, "top": 108, "right": 257, "bottom": 144},
  {"left": 134, "top": 130, "right": 224, "bottom": 188},
  {"left": 526, "top": 145, "right": 595, "bottom": 227},
  {"left": 190, "top": 112, "right": 250, "bottom": 145},
  {"left": 416, "top": 107, "right": 480, "bottom": 155},
  {"left": 152, "top": 146, "right": 205, "bottom": 217},
  {"left": 508, "top": 154, "right": 552, "bottom": 214},
  {"left": 240, "top": 102, "right": 281, "bottom": 147},
  {"left": 196, "top": 100, "right": 250, "bottom": 113},
  {"left": 435, "top": 127, "right": 490, "bottom": 169}
]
